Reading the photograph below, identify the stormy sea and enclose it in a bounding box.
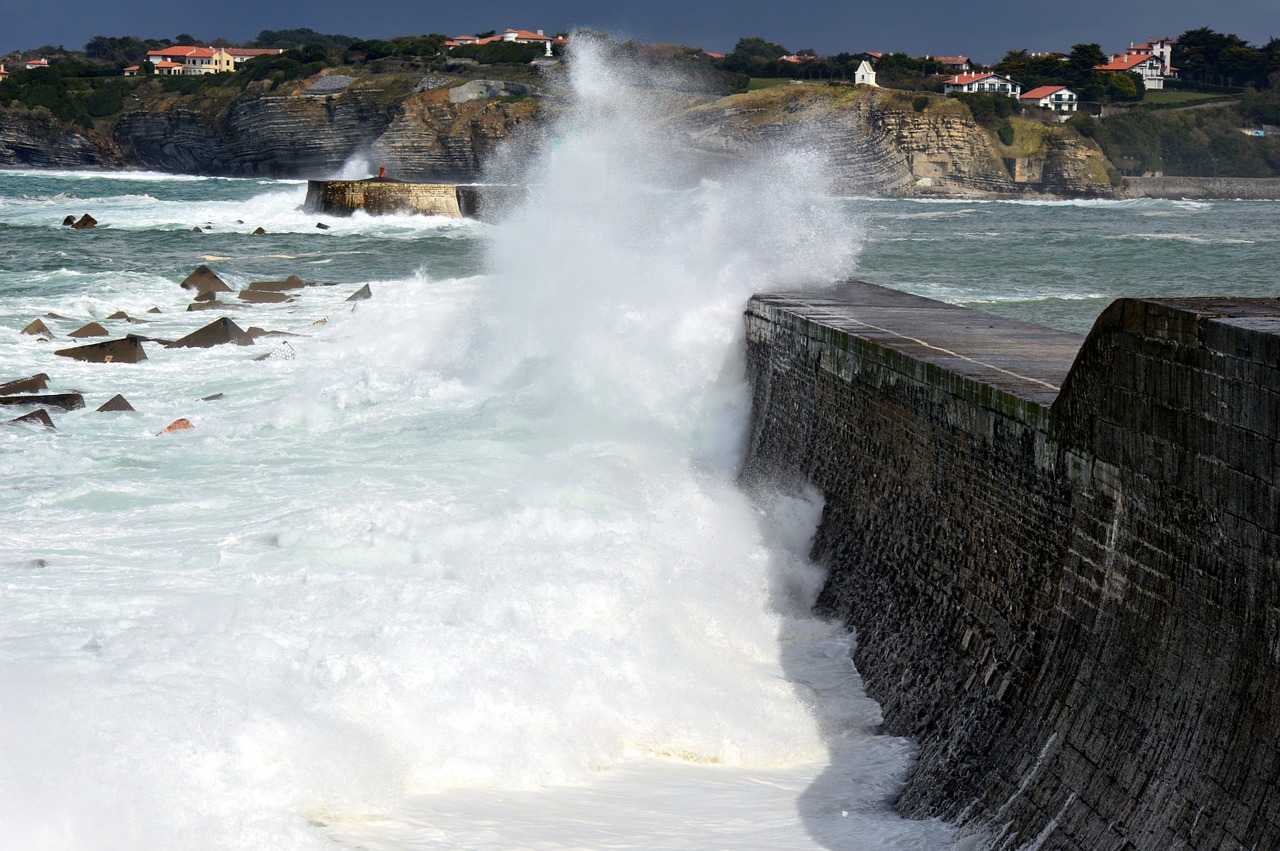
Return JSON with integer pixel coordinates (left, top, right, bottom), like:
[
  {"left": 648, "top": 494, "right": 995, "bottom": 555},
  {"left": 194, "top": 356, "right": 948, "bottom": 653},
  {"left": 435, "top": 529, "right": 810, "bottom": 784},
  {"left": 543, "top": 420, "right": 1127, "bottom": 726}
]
[{"left": 2, "top": 42, "right": 1278, "bottom": 851}]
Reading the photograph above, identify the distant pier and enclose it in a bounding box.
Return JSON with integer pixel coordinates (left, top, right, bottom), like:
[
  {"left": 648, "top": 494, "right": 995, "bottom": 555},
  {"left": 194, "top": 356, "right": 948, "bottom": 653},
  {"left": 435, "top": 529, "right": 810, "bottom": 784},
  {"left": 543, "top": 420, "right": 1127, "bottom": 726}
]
[{"left": 304, "top": 175, "right": 524, "bottom": 220}]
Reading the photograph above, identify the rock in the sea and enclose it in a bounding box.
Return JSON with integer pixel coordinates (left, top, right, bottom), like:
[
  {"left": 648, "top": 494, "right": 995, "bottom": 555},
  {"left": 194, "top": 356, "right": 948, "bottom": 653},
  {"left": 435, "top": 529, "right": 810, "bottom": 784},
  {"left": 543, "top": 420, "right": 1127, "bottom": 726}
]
[
  {"left": 346, "top": 284, "right": 372, "bottom": 302},
  {"left": 252, "top": 227, "right": 266, "bottom": 235},
  {"left": 180, "top": 264, "right": 232, "bottom": 295},
  {"left": 200, "top": 393, "right": 225, "bottom": 401},
  {"left": 316, "top": 222, "right": 330, "bottom": 229},
  {"left": 96, "top": 394, "right": 135, "bottom": 412},
  {"left": 61, "top": 215, "right": 76, "bottom": 227},
  {"left": 168, "top": 317, "right": 255, "bottom": 348},
  {"left": 8, "top": 409, "right": 55, "bottom": 429},
  {"left": 72, "top": 214, "right": 97, "bottom": 230},
  {"left": 0, "top": 392, "right": 85, "bottom": 410},
  {"left": 68, "top": 322, "right": 109, "bottom": 338},
  {"left": 192, "top": 226, "right": 202, "bottom": 232},
  {"left": 194, "top": 290, "right": 218, "bottom": 302},
  {"left": 55, "top": 336, "right": 147, "bottom": 364},
  {"left": 187, "top": 301, "right": 237, "bottom": 311},
  {"left": 0, "top": 373, "right": 49, "bottom": 394},
  {"left": 21, "top": 319, "right": 53, "bottom": 339},
  {"left": 46, "top": 312, "right": 67, "bottom": 320},
  {"left": 146, "top": 307, "right": 162, "bottom": 314},
  {"left": 311, "top": 317, "right": 328, "bottom": 326},
  {"left": 157, "top": 418, "right": 194, "bottom": 435},
  {"left": 237, "top": 289, "right": 293, "bottom": 304}
]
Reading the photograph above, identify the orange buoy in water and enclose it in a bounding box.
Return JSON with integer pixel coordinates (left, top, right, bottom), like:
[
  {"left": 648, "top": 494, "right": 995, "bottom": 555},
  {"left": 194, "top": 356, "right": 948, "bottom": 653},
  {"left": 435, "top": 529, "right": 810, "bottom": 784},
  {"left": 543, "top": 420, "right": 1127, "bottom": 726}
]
[{"left": 157, "top": 418, "right": 194, "bottom": 436}]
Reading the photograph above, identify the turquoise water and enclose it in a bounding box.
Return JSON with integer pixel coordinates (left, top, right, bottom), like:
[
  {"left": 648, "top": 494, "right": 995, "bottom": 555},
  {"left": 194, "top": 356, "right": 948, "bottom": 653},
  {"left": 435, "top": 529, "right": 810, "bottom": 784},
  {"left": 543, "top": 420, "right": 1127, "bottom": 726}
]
[
  {"left": 0, "top": 103, "right": 1276, "bottom": 850},
  {"left": 848, "top": 196, "right": 1280, "bottom": 333}
]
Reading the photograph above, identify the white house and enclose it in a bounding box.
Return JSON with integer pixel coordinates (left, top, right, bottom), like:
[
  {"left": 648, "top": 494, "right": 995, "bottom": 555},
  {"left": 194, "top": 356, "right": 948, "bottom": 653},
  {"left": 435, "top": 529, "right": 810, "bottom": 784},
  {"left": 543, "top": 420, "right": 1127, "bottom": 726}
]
[
  {"left": 24, "top": 58, "right": 49, "bottom": 70},
  {"left": 944, "top": 72, "right": 1022, "bottom": 98},
  {"left": 855, "top": 59, "right": 877, "bottom": 87},
  {"left": 1020, "top": 85, "right": 1078, "bottom": 112},
  {"left": 1095, "top": 52, "right": 1166, "bottom": 90}
]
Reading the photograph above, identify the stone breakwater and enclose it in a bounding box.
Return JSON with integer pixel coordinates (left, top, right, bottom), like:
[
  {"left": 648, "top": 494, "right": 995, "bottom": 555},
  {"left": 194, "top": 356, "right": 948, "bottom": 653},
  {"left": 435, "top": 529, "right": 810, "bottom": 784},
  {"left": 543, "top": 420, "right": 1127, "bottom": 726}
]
[{"left": 740, "top": 282, "right": 1280, "bottom": 850}]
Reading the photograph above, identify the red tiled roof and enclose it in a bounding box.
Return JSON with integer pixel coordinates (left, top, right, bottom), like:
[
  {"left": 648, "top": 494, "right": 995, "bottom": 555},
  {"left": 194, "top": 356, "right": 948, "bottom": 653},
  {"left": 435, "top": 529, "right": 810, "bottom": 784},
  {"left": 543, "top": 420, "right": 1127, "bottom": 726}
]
[
  {"left": 945, "top": 73, "right": 1000, "bottom": 85},
  {"left": 1096, "top": 53, "right": 1159, "bottom": 72},
  {"left": 1020, "top": 85, "right": 1070, "bottom": 99},
  {"left": 225, "top": 48, "right": 282, "bottom": 57},
  {"left": 147, "top": 46, "right": 201, "bottom": 57},
  {"left": 935, "top": 56, "right": 969, "bottom": 65}
]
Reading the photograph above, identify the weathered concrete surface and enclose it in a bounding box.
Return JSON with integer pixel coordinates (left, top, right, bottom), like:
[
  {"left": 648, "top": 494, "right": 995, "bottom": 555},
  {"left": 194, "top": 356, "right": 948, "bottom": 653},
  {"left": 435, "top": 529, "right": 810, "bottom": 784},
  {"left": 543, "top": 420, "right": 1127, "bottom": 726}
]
[
  {"left": 0, "top": 392, "right": 85, "bottom": 410},
  {"left": 168, "top": 318, "right": 254, "bottom": 348},
  {"left": 304, "top": 179, "right": 464, "bottom": 217},
  {"left": 741, "top": 281, "right": 1280, "bottom": 850},
  {"left": 0, "top": 374, "right": 49, "bottom": 394},
  {"left": 55, "top": 337, "right": 147, "bottom": 364}
]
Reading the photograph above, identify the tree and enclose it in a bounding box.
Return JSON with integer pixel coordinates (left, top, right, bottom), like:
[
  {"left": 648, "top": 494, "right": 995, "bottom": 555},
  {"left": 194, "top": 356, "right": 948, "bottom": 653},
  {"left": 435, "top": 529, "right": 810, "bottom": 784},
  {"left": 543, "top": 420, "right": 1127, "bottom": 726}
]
[
  {"left": 732, "top": 36, "right": 788, "bottom": 60},
  {"left": 1065, "top": 43, "right": 1107, "bottom": 84}
]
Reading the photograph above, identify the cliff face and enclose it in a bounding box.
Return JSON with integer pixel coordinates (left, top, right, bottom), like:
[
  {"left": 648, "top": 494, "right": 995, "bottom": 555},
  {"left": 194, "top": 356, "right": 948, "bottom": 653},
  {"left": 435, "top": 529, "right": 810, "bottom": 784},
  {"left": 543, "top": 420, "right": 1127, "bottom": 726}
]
[
  {"left": 678, "top": 85, "right": 1117, "bottom": 199},
  {"left": 109, "top": 81, "right": 539, "bottom": 180},
  {"left": 0, "top": 107, "right": 124, "bottom": 169},
  {"left": 1, "top": 74, "right": 1112, "bottom": 199}
]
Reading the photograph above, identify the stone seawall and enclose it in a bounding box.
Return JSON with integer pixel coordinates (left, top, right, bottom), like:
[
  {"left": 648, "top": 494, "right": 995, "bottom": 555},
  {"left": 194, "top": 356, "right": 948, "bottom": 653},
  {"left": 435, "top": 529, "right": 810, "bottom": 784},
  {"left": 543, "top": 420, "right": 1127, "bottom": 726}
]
[
  {"left": 1123, "top": 176, "right": 1280, "bottom": 200},
  {"left": 304, "top": 180, "right": 465, "bottom": 217},
  {"left": 741, "top": 282, "right": 1280, "bottom": 849}
]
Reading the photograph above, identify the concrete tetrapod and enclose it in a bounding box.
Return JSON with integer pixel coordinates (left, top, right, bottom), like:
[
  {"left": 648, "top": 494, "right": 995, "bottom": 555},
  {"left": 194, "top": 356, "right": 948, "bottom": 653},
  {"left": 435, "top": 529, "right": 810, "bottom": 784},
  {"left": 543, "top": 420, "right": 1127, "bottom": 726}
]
[
  {"left": 8, "top": 409, "right": 55, "bottom": 428},
  {"left": 0, "top": 374, "right": 49, "bottom": 394},
  {"left": 21, "top": 319, "right": 53, "bottom": 339},
  {"left": 68, "top": 322, "right": 109, "bottom": 338},
  {"left": 96, "top": 394, "right": 135, "bottom": 412},
  {"left": 168, "top": 317, "right": 255, "bottom": 348},
  {"left": 0, "top": 393, "right": 85, "bottom": 410},
  {"left": 180, "top": 265, "right": 232, "bottom": 296},
  {"left": 55, "top": 337, "right": 147, "bottom": 364}
]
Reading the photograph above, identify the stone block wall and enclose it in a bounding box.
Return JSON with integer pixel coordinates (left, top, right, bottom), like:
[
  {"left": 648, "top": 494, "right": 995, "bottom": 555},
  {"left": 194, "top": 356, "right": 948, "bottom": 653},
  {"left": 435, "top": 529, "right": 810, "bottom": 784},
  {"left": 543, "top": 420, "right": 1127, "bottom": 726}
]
[
  {"left": 304, "top": 180, "right": 464, "bottom": 217},
  {"left": 741, "top": 283, "right": 1280, "bottom": 849}
]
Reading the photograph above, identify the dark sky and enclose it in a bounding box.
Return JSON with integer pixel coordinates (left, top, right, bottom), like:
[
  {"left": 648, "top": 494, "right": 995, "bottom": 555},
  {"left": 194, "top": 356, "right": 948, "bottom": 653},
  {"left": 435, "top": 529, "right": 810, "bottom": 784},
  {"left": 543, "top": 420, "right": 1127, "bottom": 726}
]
[{"left": 1, "top": 0, "right": 1277, "bottom": 65}]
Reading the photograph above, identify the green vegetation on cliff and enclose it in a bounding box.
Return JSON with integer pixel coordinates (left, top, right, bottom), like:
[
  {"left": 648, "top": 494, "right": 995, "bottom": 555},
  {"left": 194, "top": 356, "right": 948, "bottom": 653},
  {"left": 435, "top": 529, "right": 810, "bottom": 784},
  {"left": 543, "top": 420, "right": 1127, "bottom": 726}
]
[{"left": 1073, "top": 101, "right": 1280, "bottom": 177}]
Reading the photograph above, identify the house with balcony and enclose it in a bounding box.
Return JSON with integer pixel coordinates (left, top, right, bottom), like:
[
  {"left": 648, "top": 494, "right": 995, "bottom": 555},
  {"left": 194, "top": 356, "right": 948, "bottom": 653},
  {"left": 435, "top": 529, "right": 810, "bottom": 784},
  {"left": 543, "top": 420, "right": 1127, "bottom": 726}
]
[
  {"left": 1020, "top": 85, "right": 1078, "bottom": 112},
  {"left": 1096, "top": 39, "right": 1175, "bottom": 90},
  {"left": 944, "top": 72, "right": 1022, "bottom": 98},
  {"left": 136, "top": 45, "right": 283, "bottom": 76}
]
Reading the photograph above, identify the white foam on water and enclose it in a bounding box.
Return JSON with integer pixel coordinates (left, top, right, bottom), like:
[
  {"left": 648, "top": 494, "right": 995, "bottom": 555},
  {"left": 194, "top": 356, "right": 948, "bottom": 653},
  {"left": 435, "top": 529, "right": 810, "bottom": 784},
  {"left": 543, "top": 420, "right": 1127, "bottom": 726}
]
[{"left": 0, "top": 37, "right": 958, "bottom": 851}]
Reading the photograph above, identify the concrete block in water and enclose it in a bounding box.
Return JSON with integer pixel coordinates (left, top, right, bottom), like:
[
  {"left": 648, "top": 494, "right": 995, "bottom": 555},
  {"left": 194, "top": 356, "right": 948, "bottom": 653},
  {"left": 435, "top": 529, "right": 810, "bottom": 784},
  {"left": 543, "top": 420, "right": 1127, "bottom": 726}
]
[
  {"left": 69, "top": 322, "right": 109, "bottom": 338},
  {"left": 96, "top": 394, "right": 135, "bottom": 412},
  {"left": 8, "top": 409, "right": 55, "bottom": 428},
  {"left": 55, "top": 337, "right": 147, "bottom": 364},
  {"left": 0, "top": 393, "right": 84, "bottom": 410},
  {"left": 168, "top": 318, "right": 254, "bottom": 348},
  {"left": 237, "top": 289, "right": 293, "bottom": 304},
  {"left": 21, "top": 319, "right": 53, "bottom": 338},
  {"left": 181, "top": 265, "right": 231, "bottom": 295},
  {"left": 247, "top": 275, "right": 308, "bottom": 292},
  {"left": 0, "top": 374, "right": 49, "bottom": 394}
]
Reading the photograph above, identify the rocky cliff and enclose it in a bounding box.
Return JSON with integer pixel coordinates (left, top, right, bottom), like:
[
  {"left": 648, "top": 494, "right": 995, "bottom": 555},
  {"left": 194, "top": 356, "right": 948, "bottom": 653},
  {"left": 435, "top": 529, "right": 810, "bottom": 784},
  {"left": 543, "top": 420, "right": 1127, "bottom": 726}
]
[
  {"left": 0, "top": 106, "right": 124, "bottom": 169},
  {"left": 1, "top": 73, "right": 1114, "bottom": 198},
  {"left": 108, "top": 77, "right": 539, "bottom": 180},
  {"left": 677, "top": 85, "right": 1118, "bottom": 198}
]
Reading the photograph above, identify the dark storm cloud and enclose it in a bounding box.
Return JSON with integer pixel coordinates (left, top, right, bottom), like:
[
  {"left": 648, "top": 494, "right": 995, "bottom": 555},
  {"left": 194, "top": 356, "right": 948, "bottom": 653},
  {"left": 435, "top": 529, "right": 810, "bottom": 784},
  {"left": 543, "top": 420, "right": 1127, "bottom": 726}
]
[{"left": 2, "top": 0, "right": 1277, "bottom": 63}]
